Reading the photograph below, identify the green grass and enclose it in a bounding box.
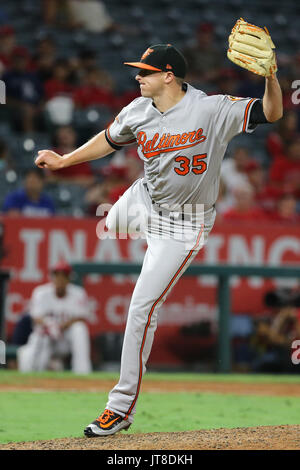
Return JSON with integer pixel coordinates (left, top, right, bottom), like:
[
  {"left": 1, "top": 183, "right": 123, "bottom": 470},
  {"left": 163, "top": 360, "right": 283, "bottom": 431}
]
[
  {"left": 1, "top": 371, "right": 300, "bottom": 444},
  {"left": 1, "top": 370, "right": 300, "bottom": 384},
  {"left": 1, "top": 390, "right": 300, "bottom": 444}
]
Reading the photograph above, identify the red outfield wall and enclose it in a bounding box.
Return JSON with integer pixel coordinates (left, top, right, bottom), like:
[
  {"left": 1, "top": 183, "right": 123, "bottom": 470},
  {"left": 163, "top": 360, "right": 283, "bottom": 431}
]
[{"left": 2, "top": 216, "right": 299, "bottom": 364}]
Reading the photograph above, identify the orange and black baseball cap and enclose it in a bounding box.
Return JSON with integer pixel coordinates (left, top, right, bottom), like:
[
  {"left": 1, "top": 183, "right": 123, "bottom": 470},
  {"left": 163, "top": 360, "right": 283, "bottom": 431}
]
[{"left": 124, "top": 44, "right": 187, "bottom": 78}]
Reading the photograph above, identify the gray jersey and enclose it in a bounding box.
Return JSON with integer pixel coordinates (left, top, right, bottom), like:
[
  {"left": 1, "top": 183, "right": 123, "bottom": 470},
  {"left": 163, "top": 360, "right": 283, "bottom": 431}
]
[{"left": 106, "top": 83, "right": 258, "bottom": 208}]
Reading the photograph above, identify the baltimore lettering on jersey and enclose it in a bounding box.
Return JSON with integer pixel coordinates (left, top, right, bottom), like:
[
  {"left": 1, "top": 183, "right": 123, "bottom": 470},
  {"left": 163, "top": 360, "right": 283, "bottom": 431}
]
[{"left": 137, "top": 128, "right": 207, "bottom": 158}]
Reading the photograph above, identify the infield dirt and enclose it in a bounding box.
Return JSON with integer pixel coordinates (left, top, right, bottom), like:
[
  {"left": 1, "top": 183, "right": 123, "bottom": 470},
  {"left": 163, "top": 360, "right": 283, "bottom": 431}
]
[
  {"left": 2, "top": 376, "right": 300, "bottom": 396},
  {"left": 1, "top": 425, "right": 300, "bottom": 450}
]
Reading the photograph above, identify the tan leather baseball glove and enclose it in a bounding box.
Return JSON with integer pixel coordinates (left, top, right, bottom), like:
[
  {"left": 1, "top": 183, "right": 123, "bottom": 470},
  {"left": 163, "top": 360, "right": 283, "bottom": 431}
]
[{"left": 227, "top": 18, "right": 277, "bottom": 77}]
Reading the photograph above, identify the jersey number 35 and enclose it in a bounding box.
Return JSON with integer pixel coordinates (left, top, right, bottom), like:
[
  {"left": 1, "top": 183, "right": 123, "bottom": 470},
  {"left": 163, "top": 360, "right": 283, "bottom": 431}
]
[{"left": 174, "top": 154, "right": 207, "bottom": 176}]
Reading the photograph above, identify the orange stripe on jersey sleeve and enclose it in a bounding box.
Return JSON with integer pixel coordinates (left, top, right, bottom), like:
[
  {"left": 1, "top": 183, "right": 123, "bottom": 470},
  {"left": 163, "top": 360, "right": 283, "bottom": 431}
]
[
  {"left": 106, "top": 124, "right": 137, "bottom": 146},
  {"left": 242, "top": 98, "right": 256, "bottom": 132}
]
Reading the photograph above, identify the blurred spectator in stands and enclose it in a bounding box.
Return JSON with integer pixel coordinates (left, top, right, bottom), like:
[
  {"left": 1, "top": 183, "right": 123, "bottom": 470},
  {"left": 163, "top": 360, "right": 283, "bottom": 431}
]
[
  {"left": 84, "top": 179, "right": 111, "bottom": 216},
  {"left": 64, "top": 51, "right": 137, "bottom": 112},
  {"left": 0, "top": 139, "right": 18, "bottom": 207},
  {"left": 85, "top": 163, "right": 128, "bottom": 215},
  {"left": 47, "top": 125, "right": 94, "bottom": 186},
  {"left": 73, "top": 66, "right": 115, "bottom": 109},
  {"left": 215, "top": 178, "right": 232, "bottom": 218},
  {"left": 43, "top": 60, "right": 75, "bottom": 126},
  {"left": 42, "top": 0, "right": 72, "bottom": 28},
  {"left": 244, "top": 160, "right": 264, "bottom": 194},
  {"left": 44, "top": 59, "right": 74, "bottom": 100},
  {"left": 84, "top": 149, "right": 143, "bottom": 215},
  {"left": 106, "top": 149, "right": 144, "bottom": 204},
  {"left": 268, "top": 191, "right": 300, "bottom": 224},
  {"left": 215, "top": 68, "right": 239, "bottom": 96},
  {"left": 222, "top": 183, "right": 268, "bottom": 222},
  {"left": 221, "top": 146, "right": 251, "bottom": 194},
  {"left": 0, "top": 25, "right": 26, "bottom": 73},
  {"left": 251, "top": 288, "right": 300, "bottom": 373},
  {"left": 43, "top": 0, "right": 128, "bottom": 34},
  {"left": 36, "top": 35, "right": 57, "bottom": 62},
  {"left": 32, "top": 36, "right": 57, "bottom": 83},
  {"left": 67, "top": 0, "right": 114, "bottom": 33},
  {"left": 124, "top": 147, "right": 144, "bottom": 183},
  {"left": 69, "top": 48, "right": 98, "bottom": 84},
  {"left": 269, "top": 137, "right": 300, "bottom": 198},
  {"left": 291, "top": 51, "right": 300, "bottom": 81},
  {"left": 0, "top": 25, "right": 14, "bottom": 73},
  {"left": 244, "top": 160, "right": 279, "bottom": 213},
  {"left": 17, "top": 261, "right": 92, "bottom": 373},
  {"left": 237, "top": 72, "right": 265, "bottom": 99},
  {"left": 3, "top": 168, "right": 55, "bottom": 217},
  {"left": 43, "top": 0, "right": 59, "bottom": 24},
  {"left": 184, "top": 22, "right": 223, "bottom": 86},
  {"left": 267, "top": 111, "right": 299, "bottom": 159},
  {"left": 0, "top": 6, "right": 8, "bottom": 25},
  {"left": 85, "top": 149, "right": 144, "bottom": 215},
  {"left": 278, "top": 74, "right": 299, "bottom": 111},
  {"left": 3, "top": 47, "right": 43, "bottom": 132},
  {"left": 114, "top": 87, "right": 140, "bottom": 111},
  {"left": 0, "top": 138, "right": 15, "bottom": 172}
]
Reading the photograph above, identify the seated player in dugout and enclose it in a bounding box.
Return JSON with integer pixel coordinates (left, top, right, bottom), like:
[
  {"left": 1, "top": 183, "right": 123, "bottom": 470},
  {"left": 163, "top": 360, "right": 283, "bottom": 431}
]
[
  {"left": 35, "top": 18, "right": 282, "bottom": 437},
  {"left": 17, "top": 262, "right": 92, "bottom": 374}
]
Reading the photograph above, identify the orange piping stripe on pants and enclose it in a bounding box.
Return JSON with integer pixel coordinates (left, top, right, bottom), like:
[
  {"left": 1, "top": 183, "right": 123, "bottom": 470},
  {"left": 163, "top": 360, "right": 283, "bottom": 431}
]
[{"left": 124, "top": 224, "right": 204, "bottom": 420}]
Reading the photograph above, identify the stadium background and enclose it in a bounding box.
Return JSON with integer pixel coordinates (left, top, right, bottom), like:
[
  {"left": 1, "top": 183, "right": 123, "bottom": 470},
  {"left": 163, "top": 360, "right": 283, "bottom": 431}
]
[{"left": 0, "top": 0, "right": 299, "bottom": 372}]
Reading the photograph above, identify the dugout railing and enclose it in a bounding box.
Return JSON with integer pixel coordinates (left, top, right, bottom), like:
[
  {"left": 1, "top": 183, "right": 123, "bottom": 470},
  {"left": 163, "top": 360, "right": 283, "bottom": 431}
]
[{"left": 72, "top": 263, "right": 300, "bottom": 373}]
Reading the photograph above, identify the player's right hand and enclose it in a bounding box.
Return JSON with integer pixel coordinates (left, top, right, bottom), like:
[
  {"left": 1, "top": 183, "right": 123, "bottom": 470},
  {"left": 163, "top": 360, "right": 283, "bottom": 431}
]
[{"left": 35, "top": 149, "right": 65, "bottom": 170}]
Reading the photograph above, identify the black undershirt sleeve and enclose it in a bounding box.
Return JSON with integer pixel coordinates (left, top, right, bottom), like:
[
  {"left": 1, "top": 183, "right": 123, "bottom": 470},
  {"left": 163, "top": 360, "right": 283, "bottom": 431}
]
[
  {"left": 105, "top": 129, "right": 122, "bottom": 151},
  {"left": 248, "top": 99, "right": 269, "bottom": 127}
]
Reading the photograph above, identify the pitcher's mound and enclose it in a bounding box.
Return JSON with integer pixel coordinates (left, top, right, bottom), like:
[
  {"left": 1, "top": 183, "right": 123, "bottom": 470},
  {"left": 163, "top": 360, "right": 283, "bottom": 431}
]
[{"left": 1, "top": 425, "right": 300, "bottom": 450}]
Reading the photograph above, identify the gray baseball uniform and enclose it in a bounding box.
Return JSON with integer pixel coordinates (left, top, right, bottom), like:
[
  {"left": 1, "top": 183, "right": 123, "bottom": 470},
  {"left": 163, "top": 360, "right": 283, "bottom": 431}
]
[
  {"left": 104, "top": 83, "right": 258, "bottom": 422},
  {"left": 106, "top": 84, "right": 257, "bottom": 208}
]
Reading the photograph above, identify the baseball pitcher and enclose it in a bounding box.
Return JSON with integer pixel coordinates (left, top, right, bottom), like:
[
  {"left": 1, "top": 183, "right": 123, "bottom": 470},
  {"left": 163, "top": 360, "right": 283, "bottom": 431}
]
[{"left": 35, "top": 19, "right": 282, "bottom": 436}]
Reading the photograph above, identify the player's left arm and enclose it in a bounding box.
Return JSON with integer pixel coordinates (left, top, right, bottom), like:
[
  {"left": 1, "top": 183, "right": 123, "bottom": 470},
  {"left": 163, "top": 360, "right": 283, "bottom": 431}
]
[
  {"left": 262, "top": 75, "right": 283, "bottom": 122},
  {"left": 248, "top": 77, "right": 283, "bottom": 127}
]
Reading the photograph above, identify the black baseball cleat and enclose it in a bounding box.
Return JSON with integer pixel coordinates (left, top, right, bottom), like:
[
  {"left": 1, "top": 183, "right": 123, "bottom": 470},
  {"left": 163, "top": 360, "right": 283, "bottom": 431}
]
[{"left": 84, "top": 409, "right": 131, "bottom": 437}]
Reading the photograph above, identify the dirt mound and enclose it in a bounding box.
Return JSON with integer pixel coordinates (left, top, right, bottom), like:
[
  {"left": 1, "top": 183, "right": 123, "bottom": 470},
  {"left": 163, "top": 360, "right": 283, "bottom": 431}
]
[
  {"left": 1, "top": 425, "right": 300, "bottom": 450},
  {"left": 2, "top": 378, "right": 300, "bottom": 396}
]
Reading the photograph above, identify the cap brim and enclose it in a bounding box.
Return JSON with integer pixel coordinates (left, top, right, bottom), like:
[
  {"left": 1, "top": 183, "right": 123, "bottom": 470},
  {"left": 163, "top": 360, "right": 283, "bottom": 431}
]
[{"left": 124, "top": 62, "right": 162, "bottom": 72}]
